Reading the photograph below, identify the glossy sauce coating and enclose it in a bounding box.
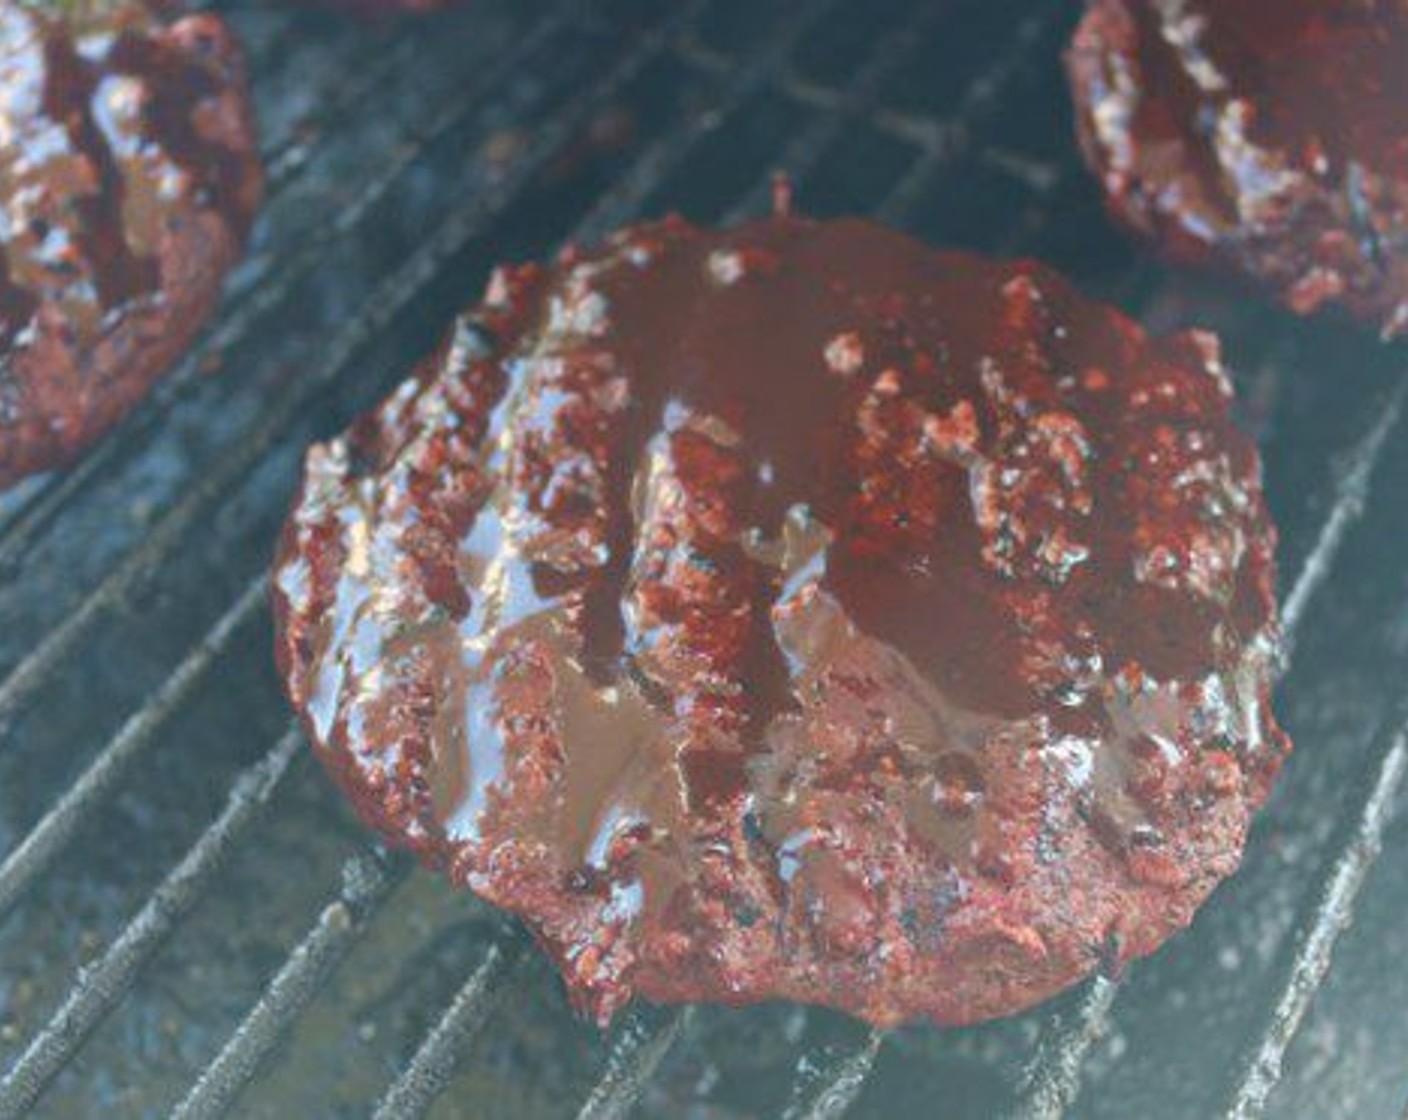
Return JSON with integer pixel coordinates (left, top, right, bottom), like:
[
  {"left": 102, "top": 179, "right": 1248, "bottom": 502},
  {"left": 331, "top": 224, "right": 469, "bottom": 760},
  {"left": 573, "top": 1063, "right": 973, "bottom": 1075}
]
[
  {"left": 274, "top": 216, "right": 1288, "bottom": 1027},
  {"left": 0, "top": 0, "right": 261, "bottom": 485},
  {"left": 1069, "top": 0, "right": 1408, "bottom": 337}
]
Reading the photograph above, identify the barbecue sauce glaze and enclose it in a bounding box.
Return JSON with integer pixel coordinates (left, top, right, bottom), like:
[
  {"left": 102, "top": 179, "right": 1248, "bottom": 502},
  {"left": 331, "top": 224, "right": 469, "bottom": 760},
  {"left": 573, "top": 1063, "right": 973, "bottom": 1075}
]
[{"left": 275, "top": 215, "right": 1287, "bottom": 1026}]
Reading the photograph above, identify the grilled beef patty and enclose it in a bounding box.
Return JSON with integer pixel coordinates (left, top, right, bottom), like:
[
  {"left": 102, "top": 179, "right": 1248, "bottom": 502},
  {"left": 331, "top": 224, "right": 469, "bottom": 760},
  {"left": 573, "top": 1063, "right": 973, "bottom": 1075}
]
[
  {"left": 0, "top": 0, "right": 261, "bottom": 487},
  {"left": 1068, "top": 0, "right": 1408, "bottom": 338},
  {"left": 273, "top": 215, "right": 1288, "bottom": 1026}
]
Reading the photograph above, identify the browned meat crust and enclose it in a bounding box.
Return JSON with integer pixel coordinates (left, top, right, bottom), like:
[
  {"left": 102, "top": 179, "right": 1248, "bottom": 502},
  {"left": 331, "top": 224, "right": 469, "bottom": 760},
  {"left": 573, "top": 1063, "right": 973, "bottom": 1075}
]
[{"left": 273, "top": 215, "right": 1288, "bottom": 1027}]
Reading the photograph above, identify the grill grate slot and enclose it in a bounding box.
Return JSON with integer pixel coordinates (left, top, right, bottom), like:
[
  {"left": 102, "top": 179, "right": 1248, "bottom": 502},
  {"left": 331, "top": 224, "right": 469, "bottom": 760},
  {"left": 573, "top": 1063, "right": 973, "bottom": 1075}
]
[
  {"left": 260, "top": 33, "right": 428, "bottom": 192},
  {"left": 0, "top": 1, "right": 1404, "bottom": 1116},
  {"left": 1279, "top": 379, "right": 1408, "bottom": 646}
]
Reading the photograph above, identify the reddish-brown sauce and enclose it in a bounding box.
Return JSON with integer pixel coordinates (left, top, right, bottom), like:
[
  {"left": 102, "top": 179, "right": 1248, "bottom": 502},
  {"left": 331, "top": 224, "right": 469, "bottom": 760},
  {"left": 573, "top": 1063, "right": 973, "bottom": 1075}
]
[{"left": 275, "top": 216, "right": 1287, "bottom": 1026}]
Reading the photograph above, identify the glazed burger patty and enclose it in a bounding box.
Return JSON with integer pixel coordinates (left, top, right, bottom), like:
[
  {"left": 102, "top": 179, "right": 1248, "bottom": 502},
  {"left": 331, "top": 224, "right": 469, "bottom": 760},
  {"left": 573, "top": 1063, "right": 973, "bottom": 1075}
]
[
  {"left": 274, "top": 215, "right": 1289, "bottom": 1027},
  {"left": 0, "top": 0, "right": 261, "bottom": 487},
  {"left": 1068, "top": 0, "right": 1408, "bottom": 338}
]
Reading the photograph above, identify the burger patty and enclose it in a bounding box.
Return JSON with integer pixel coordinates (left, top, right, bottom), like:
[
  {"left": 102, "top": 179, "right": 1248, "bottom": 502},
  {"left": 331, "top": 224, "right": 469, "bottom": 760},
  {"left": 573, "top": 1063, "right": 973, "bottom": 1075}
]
[
  {"left": 0, "top": 0, "right": 261, "bottom": 487},
  {"left": 1067, "top": 0, "right": 1408, "bottom": 338},
  {"left": 273, "top": 215, "right": 1289, "bottom": 1027}
]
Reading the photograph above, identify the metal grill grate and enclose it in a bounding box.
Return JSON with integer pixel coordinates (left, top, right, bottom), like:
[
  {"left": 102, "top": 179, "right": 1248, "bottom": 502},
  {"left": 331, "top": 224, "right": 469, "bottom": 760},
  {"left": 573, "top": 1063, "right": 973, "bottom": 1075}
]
[{"left": 1, "top": 1, "right": 1406, "bottom": 1116}]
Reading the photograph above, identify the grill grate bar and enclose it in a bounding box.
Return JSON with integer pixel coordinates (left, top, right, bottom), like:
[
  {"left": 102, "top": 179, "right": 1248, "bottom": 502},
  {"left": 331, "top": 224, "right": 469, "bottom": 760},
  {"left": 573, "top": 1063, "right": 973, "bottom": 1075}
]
[
  {"left": 875, "top": 7, "right": 1057, "bottom": 225},
  {"left": 0, "top": 1, "right": 700, "bottom": 733},
  {"left": 370, "top": 938, "right": 526, "bottom": 1120},
  {"left": 0, "top": 2, "right": 578, "bottom": 573},
  {"left": 673, "top": 42, "right": 947, "bottom": 154},
  {"left": 1223, "top": 692, "right": 1408, "bottom": 1119},
  {"left": 782, "top": 1029, "right": 885, "bottom": 1120},
  {"left": 1008, "top": 969, "right": 1120, "bottom": 1120},
  {"left": 720, "top": 1, "right": 947, "bottom": 225},
  {"left": 0, "top": 726, "right": 303, "bottom": 1120},
  {"left": 571, "top": 0, "right": 847, "bottom": 245},
  {"left": 0, "top": 575, "right": 267, "bottom": 922},
  {"left": 1007, "top": 370, "right": 1408, "bottom": 1119},
  {"left": 169, "top": 852, "right": 401, "bottom": 1120},
  {"left": 261, "top": 32, "right": 427, "bottom": 192},
  {"left": 576, "top": 1007, "right": 693, "bottom": 1120},
  {"left": 1279, "top": 377, "right": 1408, "bottom": 653}
]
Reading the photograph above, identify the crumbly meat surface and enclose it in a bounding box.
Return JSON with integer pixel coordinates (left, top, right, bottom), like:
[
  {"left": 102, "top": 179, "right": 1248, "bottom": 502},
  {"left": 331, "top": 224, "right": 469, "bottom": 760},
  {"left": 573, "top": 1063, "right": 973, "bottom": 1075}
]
[
  {"left": 273, "top": 215, "right": 1288, "bottom": 1027},
  {"left": 0, "top": 1, "right": 261, "bottom": 486},
  {"left": 1068, "top": 0, "right": 1408, "bottom": 338}
]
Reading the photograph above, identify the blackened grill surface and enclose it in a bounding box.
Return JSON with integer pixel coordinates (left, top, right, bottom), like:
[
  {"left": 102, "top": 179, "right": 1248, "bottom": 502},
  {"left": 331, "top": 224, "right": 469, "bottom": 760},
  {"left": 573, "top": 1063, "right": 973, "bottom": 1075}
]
[{"left": 0, "top": 1, "right": 1405, "bottom": 1117}]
